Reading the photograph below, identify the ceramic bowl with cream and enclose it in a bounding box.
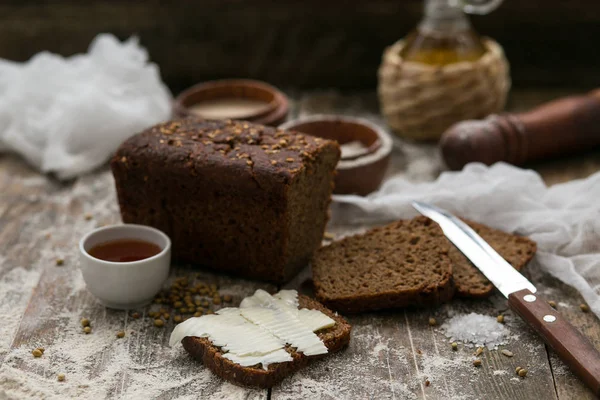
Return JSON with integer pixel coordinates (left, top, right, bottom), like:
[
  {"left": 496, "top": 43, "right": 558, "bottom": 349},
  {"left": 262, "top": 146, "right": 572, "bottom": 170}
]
[
  {"left": 79, "top": 224, "right": 171, "bottom": 309},
  {"left": 173, "top": 79, "right": 290, "bottom": 126}
]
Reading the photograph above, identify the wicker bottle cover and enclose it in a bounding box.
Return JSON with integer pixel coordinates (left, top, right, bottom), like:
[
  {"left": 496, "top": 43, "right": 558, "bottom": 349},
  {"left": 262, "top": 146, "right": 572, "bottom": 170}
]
[{"left": 378, "top": 0, "right": 510, "bottom": 141}]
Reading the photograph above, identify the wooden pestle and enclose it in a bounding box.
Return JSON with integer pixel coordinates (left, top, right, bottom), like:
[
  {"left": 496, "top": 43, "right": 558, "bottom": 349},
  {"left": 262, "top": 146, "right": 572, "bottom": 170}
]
[{"left": 440, "top": 89, "right": 600, "bottom": 170}]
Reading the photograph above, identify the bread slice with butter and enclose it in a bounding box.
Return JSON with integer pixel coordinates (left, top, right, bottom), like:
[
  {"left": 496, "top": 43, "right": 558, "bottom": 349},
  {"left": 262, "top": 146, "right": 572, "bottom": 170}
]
[{"left": 170, "top": 290, "right": 351, "bottom": 388}]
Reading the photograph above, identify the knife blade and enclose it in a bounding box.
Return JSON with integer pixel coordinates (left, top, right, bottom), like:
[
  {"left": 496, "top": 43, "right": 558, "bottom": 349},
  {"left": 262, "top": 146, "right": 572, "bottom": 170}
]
[
  {"left": 411, "top": 201, "right": 536, "bottom": 297},
  {"left": 412, "top": 201, "right": 600, "bottom": 395}
]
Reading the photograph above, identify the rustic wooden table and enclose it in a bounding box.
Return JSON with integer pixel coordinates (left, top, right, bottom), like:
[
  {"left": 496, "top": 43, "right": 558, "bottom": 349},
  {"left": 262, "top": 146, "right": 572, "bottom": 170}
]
[{"left": 1, "top": 89, "right": 599, "bottom": 400}]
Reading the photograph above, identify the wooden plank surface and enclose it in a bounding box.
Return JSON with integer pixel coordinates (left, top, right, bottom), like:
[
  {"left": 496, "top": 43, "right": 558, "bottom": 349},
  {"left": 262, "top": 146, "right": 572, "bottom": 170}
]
[{"left": 1, "top": 89, "right": 599, "bottom": 399}]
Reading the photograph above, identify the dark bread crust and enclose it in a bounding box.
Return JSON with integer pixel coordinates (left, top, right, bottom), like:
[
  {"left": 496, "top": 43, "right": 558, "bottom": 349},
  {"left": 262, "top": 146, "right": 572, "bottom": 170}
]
[
  {"left": 312, "top": 216, "right": 455, "bottom": 314},
  {"left": 452, "top": 219, "right": 537, "bottom": 298},
  {"left": 180, "top": 295, "right": 351, "bottom": 388},
  {"left": 111, "top": 118, "right": 340, "bottom": 283}
]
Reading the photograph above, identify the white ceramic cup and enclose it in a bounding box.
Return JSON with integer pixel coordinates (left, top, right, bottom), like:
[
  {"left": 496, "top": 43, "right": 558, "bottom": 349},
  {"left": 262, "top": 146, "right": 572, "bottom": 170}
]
[{"left": 79, "top": 224, "right": 171, "bottom": 309}]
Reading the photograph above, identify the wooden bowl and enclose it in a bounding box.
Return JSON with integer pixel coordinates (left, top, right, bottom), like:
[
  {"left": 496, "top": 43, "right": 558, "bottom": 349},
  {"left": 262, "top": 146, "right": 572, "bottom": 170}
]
[
  {"left": 280, "top": 115, "right": 393, "bottom": 196},
  {"left": 173, "top": 79, "right": 289, "bottom": 126}
]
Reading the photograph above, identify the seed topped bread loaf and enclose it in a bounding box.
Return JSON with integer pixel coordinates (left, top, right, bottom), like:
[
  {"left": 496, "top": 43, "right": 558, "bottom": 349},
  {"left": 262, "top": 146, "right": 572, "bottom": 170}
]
[
  {"left": 312, "top": 216, "right": 454, "bottom": 313},
  {"left": 180, "top": 294, "right": 351, "bottom": 388},
  {"left": 452, "top": 220, "right": 537, "bottom": 298},
  {"left": 111, "top": 118, "right": 340, "bottom": 283}
]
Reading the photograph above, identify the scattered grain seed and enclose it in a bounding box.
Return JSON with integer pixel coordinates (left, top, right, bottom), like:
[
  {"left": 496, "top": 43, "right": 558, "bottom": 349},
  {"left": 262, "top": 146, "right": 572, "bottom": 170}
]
[
  {"left": 428, "top": 317, "right": 437, "bottom": 326},
  {"left": 451, "top": 342, "right": 458, "bottom": 351},
  {"left": 475, "top": 347, "right": 483, "bottom": 357},
  {"left": 131, "top": 312, "right": 140, "bottom": 319},
  {"left": 518, "top": 368, "right": 528, "bottom": 377},
  {"left": 57, "top": 373, "right": 65, "bottom": 382},
  {"left": 425, "top": 380, "right": 430, "bottom": 387},
  {"left": 38, "top": 347, "right": 45, "bottom": 354},
  {"left": 84, "top": 213, "right": 93, "bottom": 220},
  {"left": 548, "top": 300, "right": 557, "bottom": 308},
  {"left": 271, "top": 160, "right": 277, "bottom": 165},
  {"left": 83, "top": 326, "right": 92, "bottom": 334},
  {"left": 194, "top": 312, "right": 202, "bottom": 317},
  {"left": 55, "top": 258, "right": 64, "bottom": 266},
  {"left": 173, "top": 315, "right": 182, "bottom": 323},
  {"left": 473, "top": 359, "right": 482, "bottom": 367},
  {"left": 323, "top": 232, "right": 335, "bottom": 240},
  {"left": 154, "top": 319, "right": 164, "bottom": 327},
  {"left": 174, "top": 301, "right": 183, "bottom": 308},
  {"left": 501, "top": 349, "right": 514, "bottom": 357},
  {"left": 497, "top": 315, "right": 504, "bottom": 323},
  {"left": 80, "top": 318, "right": 90, "bottom": 327},
  {"left": 223, "top": 294, "right": 233, "bottom": 302},
  {"left": 206, "top": 310, "right": 214, "bottom": 315},
  {"left": 213, "top": 297, "right": 221, "bottom": 305},
  {"left": 286, "top": 158, "right": 294, "bottom": 163},
  {"left": 580, "top": 303, "right": 590, "bottom": 313},
  {"left": 163, "top": 313, "right": 170, "bottom": 320},
  {"left": 515, "top": 366, "right": 523, "bottom": 374},
  {"left": 116, "top": 331, "right": 125, "bottom": 338},
  {"left": 179, "top": 308, "right": 188, "bottom": 314},
  {"left": 32, "top": 349, "right": 43, "bottom": 358},
  {"left": 159, "top": 308, "right": 168, "bottom": 314}
]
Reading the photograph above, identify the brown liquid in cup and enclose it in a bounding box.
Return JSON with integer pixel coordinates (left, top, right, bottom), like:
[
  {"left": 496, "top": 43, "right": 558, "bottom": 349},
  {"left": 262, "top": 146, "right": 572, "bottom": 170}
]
[{"left": 88, "top": 239, "right": 162, "bottom": 263}]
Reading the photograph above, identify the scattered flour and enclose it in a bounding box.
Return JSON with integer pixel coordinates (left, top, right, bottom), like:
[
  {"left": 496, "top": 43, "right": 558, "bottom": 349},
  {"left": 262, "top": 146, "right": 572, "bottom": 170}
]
[
  {"left": 0, "top": 170, "right": 267, "bottom": 400},
  {"left": 440, "top": 313, "right": 510, "bottom": 349},
  {"left": 493, "top": 370, "right": 508, "bottom": 376},
  {"left": 0, "top": 264, "right": 40, "bottom": 356}
]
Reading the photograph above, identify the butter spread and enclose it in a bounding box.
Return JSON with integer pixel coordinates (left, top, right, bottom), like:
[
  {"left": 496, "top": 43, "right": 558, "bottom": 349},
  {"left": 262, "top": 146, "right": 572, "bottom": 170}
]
[
  {"left": 168, "top": 312, "right": 284, "bottom": 356},
  {"left": 240, "top": 307, "right": 327, "bottom": 356},
  {"left": 273, "top": 290, "right": 300, "bottom": 308},
  {"left": 169, "top": 289, "right": 335, "bottom": 370},
  {"left": 297, "top": 309, "right": 336, "bottom": 332}
]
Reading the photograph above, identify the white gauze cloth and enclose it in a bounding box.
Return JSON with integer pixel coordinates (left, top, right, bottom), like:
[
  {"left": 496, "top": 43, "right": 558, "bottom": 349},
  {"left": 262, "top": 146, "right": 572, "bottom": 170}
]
[
  {"left": 331, "top": 162, "right": 600, "bottom": 318},
  {"left": 0, "top": 33, "right": 172, "bottom": 179}
]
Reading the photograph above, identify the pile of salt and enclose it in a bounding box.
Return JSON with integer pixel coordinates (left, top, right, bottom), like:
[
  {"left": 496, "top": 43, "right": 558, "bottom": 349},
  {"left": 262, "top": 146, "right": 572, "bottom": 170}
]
[{"left": 440, "top": 312, "right": 510, "bottom": 349}]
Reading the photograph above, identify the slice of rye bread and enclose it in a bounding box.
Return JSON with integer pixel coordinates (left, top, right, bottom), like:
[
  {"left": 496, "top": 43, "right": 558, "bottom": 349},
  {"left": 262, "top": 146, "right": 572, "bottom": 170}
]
[
  {"left": 180, "top": 295, "right": 351, "bottom": 388},
  {"left": 312, "top": 216, "right": 454, "bottom": 314},
  {"left": 452, "top": 219, "right": 537, "bottom": 298}
]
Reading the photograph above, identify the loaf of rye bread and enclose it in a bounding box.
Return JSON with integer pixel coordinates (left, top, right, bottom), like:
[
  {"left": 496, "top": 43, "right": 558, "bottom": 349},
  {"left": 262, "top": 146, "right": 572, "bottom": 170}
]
[
  {"left": 111, "top": 118, "right": 340, "bottom": 283},
  {"left": 180, "top": 295, "right": 351, "bottom": 388}
]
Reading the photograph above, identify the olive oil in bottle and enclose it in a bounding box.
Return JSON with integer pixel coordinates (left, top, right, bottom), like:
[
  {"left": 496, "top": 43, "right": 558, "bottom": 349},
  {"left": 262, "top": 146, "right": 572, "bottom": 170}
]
[{"left": 400, "top": 0, "right": 497, "bottom": 66}]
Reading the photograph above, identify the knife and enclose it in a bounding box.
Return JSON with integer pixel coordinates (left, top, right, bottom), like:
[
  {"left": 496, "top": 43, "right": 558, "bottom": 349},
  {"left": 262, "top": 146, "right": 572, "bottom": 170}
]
[{"left": 412, "top": 201, "right": 600, "bottom": 395}]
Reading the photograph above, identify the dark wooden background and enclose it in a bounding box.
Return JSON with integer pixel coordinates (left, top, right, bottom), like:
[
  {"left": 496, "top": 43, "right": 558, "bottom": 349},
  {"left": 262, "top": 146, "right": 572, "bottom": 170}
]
[{"left": 1, "top": 0, "right": 599, "bottom": 93}]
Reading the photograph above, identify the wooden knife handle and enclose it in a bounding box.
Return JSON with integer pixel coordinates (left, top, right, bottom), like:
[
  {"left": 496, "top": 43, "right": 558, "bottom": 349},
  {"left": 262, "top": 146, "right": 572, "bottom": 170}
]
[
  {"left": 508, "top": 288, "right": 600, "bottom": 395},
  {"left": 441, "top": 89, "right": 600, "bottom": 170}
]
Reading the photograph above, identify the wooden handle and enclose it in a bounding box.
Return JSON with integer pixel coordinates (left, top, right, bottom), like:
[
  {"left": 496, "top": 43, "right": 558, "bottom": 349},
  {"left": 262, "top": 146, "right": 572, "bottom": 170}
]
[
  {"left": 441, "top": 89, "right": 600, "bottom": 170},
  {"left": 508, "top": 288, "right": 600, "bottom": 395}
]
